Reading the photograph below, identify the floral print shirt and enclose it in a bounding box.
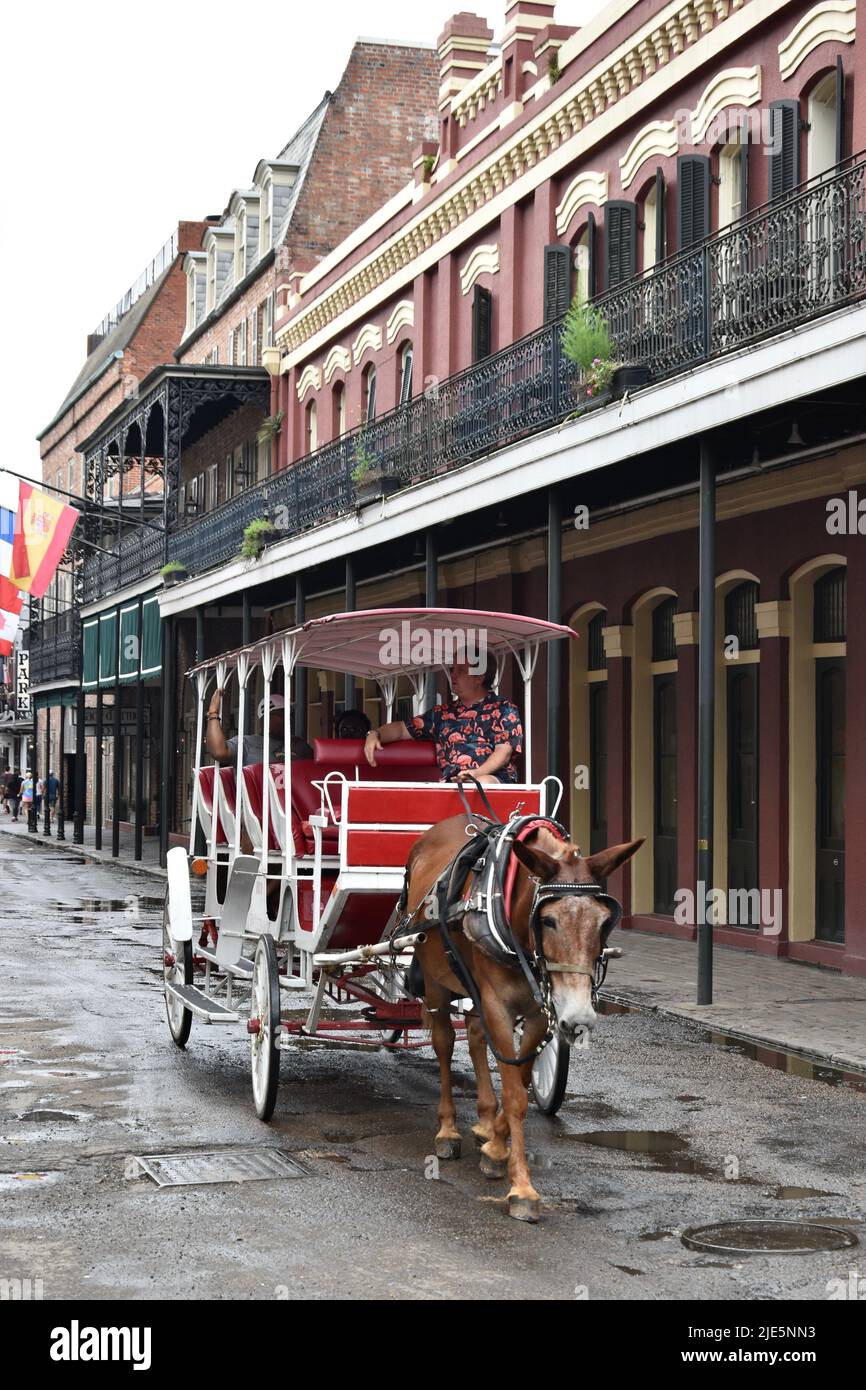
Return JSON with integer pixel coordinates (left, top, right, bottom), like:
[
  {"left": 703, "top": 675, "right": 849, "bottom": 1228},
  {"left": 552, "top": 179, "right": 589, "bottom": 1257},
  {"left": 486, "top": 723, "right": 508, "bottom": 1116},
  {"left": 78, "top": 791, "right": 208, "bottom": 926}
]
[{"left": 408, "top": 695, "right": 524, "bottom": 782}]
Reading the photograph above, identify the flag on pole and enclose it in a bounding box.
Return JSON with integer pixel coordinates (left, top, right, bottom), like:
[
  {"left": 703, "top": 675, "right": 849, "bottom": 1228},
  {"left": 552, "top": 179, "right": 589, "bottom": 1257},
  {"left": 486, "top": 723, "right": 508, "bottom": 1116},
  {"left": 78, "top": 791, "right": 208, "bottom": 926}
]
[
  {"left": 6, "top": 478, "right": 79, "bottom": 599},
  {"left": 0, "top": 575, "right": 23, "bottom": 656},
  {"left": 0, "top": 471, "right": 18, "bottom": 580}
]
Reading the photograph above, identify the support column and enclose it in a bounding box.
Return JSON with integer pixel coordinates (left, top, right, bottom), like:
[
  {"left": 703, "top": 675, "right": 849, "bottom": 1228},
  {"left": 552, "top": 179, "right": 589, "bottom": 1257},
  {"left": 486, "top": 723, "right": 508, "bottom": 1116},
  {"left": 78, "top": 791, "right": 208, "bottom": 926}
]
[
  {"left": 192, "top": 604, "right": 207, "bottom": 857},
  {"left": 697, "top": 440, "right": 717, "bottom": 1004},
  {"left": 295, "top": 576, "right": 307, "bottom": 743},
  {"left": 95, "top": 689, "right": 103, "bottom": 850},
  {"left": 74, "top": 687, "right": 86, "bottom": 844},
  {"left": 159, "top": 616, "right": 175, "bottom": 867},
  {"left": 547, "top": 489, "right": 562, "bottom": 780},
  {"left": 345, "top": 555, "right": 356, "bottom": 711},
  {"left": 43, "top": 705, "right": 52, "bottom": 835},
  {"left": 134, "top": 597, "right": 145, "bottom": 862},
  {"left": 27, "top": 726, "right": 37, "bottom": 833},
  {"left": 56, "top": 706, "right": 66, "bottom": 842},
  {"left": 425, "top": 530, "right": 437, "bottom": 710},
  {"left": 242, "top": 592, "right": 252, "bottom": 737},
  {"left": 112, "top": 613, "right": 122, "bottom": 859}
]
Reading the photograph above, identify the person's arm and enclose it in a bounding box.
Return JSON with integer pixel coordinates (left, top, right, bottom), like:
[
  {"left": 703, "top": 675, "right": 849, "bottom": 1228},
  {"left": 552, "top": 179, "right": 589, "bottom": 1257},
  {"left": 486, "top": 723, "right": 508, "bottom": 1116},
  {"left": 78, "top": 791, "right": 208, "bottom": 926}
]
[
  {"left": 364, "top": 719, "right": 411, "bottom": 767},
  {"left": 205, "top": 687, "right": 234, "bottom": 765},
  {"left": 456, "top": 743, "right": 512, "bottom": 781}
]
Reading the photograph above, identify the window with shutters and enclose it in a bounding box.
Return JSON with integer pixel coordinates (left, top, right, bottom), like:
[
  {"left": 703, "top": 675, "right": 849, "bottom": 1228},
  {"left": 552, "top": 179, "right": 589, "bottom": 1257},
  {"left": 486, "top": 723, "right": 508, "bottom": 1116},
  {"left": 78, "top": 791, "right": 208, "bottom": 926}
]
[
  {"left": 642, "top": 183, "right": 658, "bottom": 274},
  {"left": 573, "top": 225, "right": 591, "bottom": 303},
  {"left": 264, "top": 293, "right": 274, "bottom": 348},
  {"left": 251, "top": 308, "right": 259, "bottom": 366},
  {"left": 471, "top": 284, "right": 493, "bottom": 361},
  {"left": 808, "top": 72, "right": 837, "bottom": 180},
  {"left": 399, "top": 343, "right": 414, "bottom": 404},
  {"left": 333, "top": 382, "right": 346, "bottom": 437},
  {"left": 677, "top": 155, "right": 710, "bottom": 249},
  {"left": 238, "top": 318, "right": 247, "bottom": 367},
  {"left": 719, "top": 141, "right": 745, "bottom": 228},
  {"left": 543, "top": 244, "right": 572, "bottom": 321},
  {"left": 305, "top": 400, "right": 317, "bottom": 454},
  {"left": 769, "top": 100, "right": 800, "bottom": 200},
  {"left": 604, "top": 201, "right": 637, "bottom": 289},
  {"left": 227, "top": 330, "right": 235, "bottom": 367}
]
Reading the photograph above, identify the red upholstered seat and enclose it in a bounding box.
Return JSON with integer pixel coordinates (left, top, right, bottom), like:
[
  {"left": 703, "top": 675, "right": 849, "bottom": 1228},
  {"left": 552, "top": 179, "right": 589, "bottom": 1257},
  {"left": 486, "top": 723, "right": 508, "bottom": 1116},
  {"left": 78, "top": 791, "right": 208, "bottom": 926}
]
[
  {"left": 242, "top": 764, "right": 280, "bottom": 852},
  {"left": 198, "top": 767, "right": 228, "bottom": 845},
  {"left": 313, "top": 738, "right": 436, "bottom": 767}
]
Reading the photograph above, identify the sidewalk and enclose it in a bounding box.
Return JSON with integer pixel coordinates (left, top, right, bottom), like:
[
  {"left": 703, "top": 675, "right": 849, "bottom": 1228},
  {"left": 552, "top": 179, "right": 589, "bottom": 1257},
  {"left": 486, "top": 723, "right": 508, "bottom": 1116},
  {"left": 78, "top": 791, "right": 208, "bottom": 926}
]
[
  {"left": 0, "top": 811, "right": 164, "bottom": 875},
  {"left": 2, "top": 811, "right": 864, "bottom": 1075}
]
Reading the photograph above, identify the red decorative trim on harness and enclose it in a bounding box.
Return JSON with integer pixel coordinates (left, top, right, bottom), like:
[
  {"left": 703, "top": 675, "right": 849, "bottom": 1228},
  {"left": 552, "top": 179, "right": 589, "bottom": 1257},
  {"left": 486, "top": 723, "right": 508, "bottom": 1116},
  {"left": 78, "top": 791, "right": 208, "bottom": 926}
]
[{"left": 502, "top": 818, "right": 567, "bottom": 917}]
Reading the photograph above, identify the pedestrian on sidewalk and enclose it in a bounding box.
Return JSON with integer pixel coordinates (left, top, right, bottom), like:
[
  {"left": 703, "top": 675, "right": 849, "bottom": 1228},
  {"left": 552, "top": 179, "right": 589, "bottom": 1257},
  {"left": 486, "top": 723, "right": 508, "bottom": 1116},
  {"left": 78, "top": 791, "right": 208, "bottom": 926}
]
[
  {"left": 6, "top": 769, "right": 22, "bottom": 821},
  {"left": 19, "top": 772, "right": 33, "bottom": 823},
  {"left": 1, "top": 765, "right": 11, "bottom": 813},
  {"left": 34, "top": 776, "right": 44, "bottom": 820},
  {"left": 46, "top": 770, "right": 59, "bottom": 823}
]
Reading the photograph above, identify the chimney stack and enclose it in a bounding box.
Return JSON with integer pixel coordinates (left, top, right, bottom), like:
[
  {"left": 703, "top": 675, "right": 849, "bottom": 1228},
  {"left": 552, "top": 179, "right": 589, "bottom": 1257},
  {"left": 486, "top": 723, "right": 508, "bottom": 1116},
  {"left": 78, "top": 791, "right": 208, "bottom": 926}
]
[{"left": 502, "top": 2, "right": 557, "bottom": 103}]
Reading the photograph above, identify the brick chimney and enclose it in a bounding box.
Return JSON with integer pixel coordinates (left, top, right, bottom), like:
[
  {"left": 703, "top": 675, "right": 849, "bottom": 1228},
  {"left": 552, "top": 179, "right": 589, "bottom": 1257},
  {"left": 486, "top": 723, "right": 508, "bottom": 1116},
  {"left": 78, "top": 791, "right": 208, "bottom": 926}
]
[
  {"left": 502, "top": 2, "right": 557, "bottom": 104},
  {"left": 437, "top": 12, "right": 494, "bottom": 165}
]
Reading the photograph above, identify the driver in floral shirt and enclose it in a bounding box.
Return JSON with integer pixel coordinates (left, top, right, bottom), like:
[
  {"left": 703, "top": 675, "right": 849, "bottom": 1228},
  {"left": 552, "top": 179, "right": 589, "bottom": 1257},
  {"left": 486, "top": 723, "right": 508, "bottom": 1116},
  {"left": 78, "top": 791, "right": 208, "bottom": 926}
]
[{"left": 364, "top": 659, "right": 523, "bottom": 784}]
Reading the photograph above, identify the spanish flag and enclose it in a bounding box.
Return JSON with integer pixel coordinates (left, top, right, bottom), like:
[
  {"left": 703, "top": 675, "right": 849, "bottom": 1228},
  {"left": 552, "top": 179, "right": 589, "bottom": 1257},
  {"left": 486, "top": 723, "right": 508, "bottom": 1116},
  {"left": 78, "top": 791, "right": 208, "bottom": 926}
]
[{"left": 6, "top": 479, "right": 79, "bottom": 599}]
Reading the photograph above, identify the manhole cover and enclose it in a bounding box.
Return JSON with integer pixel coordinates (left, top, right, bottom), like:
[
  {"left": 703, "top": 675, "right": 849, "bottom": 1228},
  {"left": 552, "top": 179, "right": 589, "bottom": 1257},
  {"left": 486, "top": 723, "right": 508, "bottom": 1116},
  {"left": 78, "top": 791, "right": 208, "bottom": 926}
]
[
  {"left": 682, "top": 1220, "right": 858, "bottom": 1255},
  {"left": 130, "top": 1148, "right": 309, "bottom": 1188}
]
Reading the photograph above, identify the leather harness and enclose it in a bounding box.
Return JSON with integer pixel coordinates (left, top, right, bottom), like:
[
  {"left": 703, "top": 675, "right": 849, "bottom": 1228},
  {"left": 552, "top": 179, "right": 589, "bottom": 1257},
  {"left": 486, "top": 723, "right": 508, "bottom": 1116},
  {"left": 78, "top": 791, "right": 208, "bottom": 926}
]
[{"left": 392, "top": 778, "right": 623, "bottom": 1066}]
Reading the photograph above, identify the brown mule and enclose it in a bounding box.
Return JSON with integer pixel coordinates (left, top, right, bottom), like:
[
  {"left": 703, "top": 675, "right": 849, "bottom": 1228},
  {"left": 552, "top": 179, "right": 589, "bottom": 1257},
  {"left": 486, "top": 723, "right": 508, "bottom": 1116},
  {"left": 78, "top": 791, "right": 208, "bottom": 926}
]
[{"left": 405, "top": 816, "right": 643, "bottom": 1222}]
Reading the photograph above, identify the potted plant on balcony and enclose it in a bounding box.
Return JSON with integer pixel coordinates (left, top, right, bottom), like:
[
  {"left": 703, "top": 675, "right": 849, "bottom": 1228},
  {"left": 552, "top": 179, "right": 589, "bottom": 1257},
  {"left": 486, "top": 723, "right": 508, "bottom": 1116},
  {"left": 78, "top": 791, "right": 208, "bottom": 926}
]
[
  {"left": 159, "top": 561, "right": 189, "bottom": 587},
  {"left": 240, "top": 516, "right": 282, "bottom": 561},
  {"left": 562, "top": 296, "right": 650, "bottom": 402},
  {"left": 351, "top": 431, "right": 400, "bottom": 506},
  {"left": 256, "top": 410, "right": 284, "bottom": 447}
]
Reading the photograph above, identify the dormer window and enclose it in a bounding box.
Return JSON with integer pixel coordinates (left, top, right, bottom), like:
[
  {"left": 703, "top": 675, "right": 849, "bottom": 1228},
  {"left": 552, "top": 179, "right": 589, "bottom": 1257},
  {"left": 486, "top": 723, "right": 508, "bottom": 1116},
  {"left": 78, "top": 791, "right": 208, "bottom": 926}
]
[
  {"left": 184, "top": 253, "right": 207, "bottom": 336},
  {"left": 204, "top": 228, "right": 234, "bottom": 312},
  {"left": 236, "top": 209, "right": 247, "bottom": 282},
  {"left": 260, "top": 179, "right": 273, "bottom": 254}
]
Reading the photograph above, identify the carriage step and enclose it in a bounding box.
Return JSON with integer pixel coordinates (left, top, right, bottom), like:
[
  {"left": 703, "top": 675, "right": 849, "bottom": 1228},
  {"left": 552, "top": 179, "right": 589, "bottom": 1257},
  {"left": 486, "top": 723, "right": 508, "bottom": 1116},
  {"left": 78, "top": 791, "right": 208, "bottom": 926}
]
[
  {"left": 166, "top": 983, "right": 240, "bottom": 1023},
  {"left": 196, "top": 946, "right": 253, "bottom": 976},
  {"left": 278, "top": 974, "right": 308, "bottom": 991}
]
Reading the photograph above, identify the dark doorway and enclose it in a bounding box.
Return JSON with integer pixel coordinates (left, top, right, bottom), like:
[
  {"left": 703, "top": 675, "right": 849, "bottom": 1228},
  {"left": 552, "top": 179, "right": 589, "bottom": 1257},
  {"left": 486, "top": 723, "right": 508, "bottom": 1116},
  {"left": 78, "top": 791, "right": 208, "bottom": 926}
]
[
  {"left": 589, "top": 682, "right": 607, "bottom": 856},
  {"left": 727, "top": 666, "right": 759, "bottom": 900},
  {"left": 653, "top": 674, "right": 677, "bottom": 913},
  {"left": 815, "top": 658, "right": 845, "bottom": 942}
]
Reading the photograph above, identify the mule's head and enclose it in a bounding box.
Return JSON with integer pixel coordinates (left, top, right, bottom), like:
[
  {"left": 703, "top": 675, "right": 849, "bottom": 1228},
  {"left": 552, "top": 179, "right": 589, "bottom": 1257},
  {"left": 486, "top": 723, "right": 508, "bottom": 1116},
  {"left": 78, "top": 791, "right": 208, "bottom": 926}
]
[{"left": 512, "top": 830, "right": 644, "bottom": 1045}]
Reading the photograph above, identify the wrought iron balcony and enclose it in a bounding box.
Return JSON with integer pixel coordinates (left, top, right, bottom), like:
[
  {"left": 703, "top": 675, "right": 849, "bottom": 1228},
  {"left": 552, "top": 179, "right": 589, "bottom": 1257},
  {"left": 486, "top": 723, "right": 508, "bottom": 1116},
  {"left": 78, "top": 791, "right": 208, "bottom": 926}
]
[
  {"left": 28, "top": 611, "right": 82, "bottom": 686},
  {"left": 81, "top": 523, "right": 165, "bottom": 606}
]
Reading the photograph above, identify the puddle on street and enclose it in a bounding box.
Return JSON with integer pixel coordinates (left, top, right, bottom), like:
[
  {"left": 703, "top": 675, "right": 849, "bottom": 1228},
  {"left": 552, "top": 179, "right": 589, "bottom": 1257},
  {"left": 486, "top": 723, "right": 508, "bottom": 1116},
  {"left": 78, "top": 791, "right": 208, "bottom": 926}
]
[
  {"left": 705, "top": 1031, "right": 866, "bottom": 1093},
  {"left": 557, "top": 1129, "right": 750, "bottom": 1181},
  {"left": 772, "top": 1185, "right": 841, "bottom": 1200},
  {"left": 18, "top": 1108, "right": 88, "bottom": 1124}
]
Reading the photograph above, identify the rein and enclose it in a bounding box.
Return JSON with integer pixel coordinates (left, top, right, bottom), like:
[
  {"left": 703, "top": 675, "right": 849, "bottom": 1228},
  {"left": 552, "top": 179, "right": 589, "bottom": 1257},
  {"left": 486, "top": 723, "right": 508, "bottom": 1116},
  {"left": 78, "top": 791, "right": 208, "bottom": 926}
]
[{"left": 396, "top": 777, "right": 623, "bottom": 1067}]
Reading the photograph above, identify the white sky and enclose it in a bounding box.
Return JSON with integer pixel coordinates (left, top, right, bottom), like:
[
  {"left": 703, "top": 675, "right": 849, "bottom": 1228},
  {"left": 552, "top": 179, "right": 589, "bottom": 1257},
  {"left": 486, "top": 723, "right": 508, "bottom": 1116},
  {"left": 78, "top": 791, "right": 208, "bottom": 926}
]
[{"left": 2, "top": 0, "right": 603, "bottom": 483}]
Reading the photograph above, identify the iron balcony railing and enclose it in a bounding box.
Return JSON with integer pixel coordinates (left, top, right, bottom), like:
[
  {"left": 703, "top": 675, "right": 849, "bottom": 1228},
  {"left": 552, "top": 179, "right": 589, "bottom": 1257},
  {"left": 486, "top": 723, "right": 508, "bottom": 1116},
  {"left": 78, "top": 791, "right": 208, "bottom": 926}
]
[
  {"left": 83, "top": 153, "right": 865, "bottom": 592},
  {"left": 28, "top": 611, "right": 82, "bottom": 686},
  {"left": 82, "top": 523, "right": 165, "bottom": 606}
]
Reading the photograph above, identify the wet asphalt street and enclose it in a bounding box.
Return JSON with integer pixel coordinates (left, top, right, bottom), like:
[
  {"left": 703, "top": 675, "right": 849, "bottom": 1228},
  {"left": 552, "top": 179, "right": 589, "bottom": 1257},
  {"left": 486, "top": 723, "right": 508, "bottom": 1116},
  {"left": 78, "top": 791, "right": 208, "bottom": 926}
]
[{"left": 1, "top": 834, "right": 865, "bottom": 1302}]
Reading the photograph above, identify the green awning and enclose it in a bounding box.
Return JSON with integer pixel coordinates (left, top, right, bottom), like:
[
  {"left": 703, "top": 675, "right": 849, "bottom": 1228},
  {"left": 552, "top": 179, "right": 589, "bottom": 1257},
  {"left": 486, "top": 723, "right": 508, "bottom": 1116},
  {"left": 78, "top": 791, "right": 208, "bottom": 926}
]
[
  {"left": 33, "top": 690, "right": 78, "bottom": 710},
  {"left": 119, "top": 604, "right": 140, "bottom": 684},
  {"left": 83, "top": 619, "right": 99, "bottom": 689},
  {"left": 98, "top": 611, "right": 117, "bottom": 684},
  {"left": 140, "top": 596, "right": 161, "bottom": 677}
]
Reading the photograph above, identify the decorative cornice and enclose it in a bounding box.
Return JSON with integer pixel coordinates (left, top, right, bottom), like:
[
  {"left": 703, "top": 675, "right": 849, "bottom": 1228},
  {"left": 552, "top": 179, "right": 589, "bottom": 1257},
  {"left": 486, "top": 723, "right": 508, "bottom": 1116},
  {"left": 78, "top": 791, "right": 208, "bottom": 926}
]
[
  {"left": 276, "top": 0, "right": 768, "bottom": 361},
  {"left": 385, "top": 300, "right": 415, "bottom": 344},
  {"left": 296, "top": 364, "right": 321, "bottom": 401},
  {"left": 778, "top": 0, "right": 855, "bottom": 80},
  {"left": 323, "top": 345, "right": 351, "bottom": 382},
  {"left": 620, "top": 119, "right": 679, "bottom": 188},
  {"left": 352, "top": 323, "right": 383, "bottom": 364},
  {"left": 690, "top": 65, "right": 761, "bottom": 141},
  {"left": 555, "top": 170, "right": 608, "bottom": 235},
  {"left": 459, "top": 243, "right": 500, "bottom": 295}
]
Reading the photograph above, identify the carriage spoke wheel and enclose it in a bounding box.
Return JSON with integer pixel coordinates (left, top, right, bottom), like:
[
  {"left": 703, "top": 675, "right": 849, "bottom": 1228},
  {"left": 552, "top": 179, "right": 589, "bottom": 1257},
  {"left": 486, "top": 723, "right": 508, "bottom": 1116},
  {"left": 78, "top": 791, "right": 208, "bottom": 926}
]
[
  {"left": 530, "top": 1032, "right": 570, "bottom": 1115},
  {"left": 162, "top": 896, "right": 193, "bottom": 1049},
  {"left": 250, "top": 934, "right": 281, "bottom": 1121}
]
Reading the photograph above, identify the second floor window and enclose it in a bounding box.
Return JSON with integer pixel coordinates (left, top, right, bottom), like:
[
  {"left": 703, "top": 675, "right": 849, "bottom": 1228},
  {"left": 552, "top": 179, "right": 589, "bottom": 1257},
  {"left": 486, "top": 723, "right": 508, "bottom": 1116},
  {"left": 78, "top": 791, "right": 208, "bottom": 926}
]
[
  {"left": 333, "top": 382, "right": 346, "bottom": 437},
  {"left": 363, "top": 364, "right": 377, "bottom": 423},
  {"left": 399, "top": 344, "right": 414, "bottom": 404},
  {"left": 306, "top": 399, "right": 318, "bottom": 453}
]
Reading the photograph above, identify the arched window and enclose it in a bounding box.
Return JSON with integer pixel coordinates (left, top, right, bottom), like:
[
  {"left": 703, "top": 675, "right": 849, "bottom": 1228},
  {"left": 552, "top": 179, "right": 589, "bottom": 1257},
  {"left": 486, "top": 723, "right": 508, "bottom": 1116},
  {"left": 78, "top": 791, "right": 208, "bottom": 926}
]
[
  {"left": 363, "top": 364, "right": 377, "bottom": 424},
  {"left": 399, "top": 344, "right": 414, "bottom": 404},
  {"left": 719, "top": 137, "right": 747, "bottom": 228},
  {"left": 573, "top": 224, "right": 591, "bottom": 303},
  {"left": 642, "top": 181, "right": 658, "bottom": 275},
  {"left": 808, "top": 71, "right": 838, "bottom": 180},
  {"left": 333, "top": 382, "right": 346, "bottom": 438},
  {"left": 305, "top": 399, "right": 317, "bottom": 454},
  {"left": 631, "top": 590, "right": 678, "bottom": 915}
]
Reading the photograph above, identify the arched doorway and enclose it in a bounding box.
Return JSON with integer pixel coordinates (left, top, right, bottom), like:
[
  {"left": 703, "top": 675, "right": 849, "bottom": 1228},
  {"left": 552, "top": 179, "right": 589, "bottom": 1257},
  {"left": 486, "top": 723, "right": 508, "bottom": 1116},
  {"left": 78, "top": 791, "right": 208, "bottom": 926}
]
[
  {"left": 814, "top": 566, "right": 846, "bottom": 941},
  {"left": 724, "top": 580, "right": 760, "bottom": 897}
]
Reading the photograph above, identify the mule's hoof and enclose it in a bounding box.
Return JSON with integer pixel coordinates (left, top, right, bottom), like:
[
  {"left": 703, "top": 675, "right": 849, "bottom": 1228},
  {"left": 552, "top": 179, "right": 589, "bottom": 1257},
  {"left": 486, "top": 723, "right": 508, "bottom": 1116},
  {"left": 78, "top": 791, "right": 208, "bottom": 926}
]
[
  {"left": 434, "top": 1136, "right": 462, "bottom": 1161},
  {"left": 507, "top": 1195, "right": 540, "bottom": 1223},
  {"left": 479, "top": 1153, "right": 508, "bottom": 1180},
  {"left": 472, "top": 1128, "right": 492, "bottom": 1148}
]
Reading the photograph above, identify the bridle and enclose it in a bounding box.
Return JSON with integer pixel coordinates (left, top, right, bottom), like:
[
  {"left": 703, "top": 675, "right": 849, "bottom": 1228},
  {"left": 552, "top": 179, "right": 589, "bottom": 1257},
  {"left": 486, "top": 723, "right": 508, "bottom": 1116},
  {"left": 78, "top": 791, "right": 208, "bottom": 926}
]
[{"left": 526, "top": 878, "right": 623, "bottom": 1029}]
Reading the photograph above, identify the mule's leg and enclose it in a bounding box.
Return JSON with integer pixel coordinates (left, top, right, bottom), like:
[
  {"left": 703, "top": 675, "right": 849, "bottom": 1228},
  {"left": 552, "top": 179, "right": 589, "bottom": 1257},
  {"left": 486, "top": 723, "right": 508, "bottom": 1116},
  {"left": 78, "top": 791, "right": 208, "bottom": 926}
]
[
  {"left": 465, "top": 1013, "right": 498, "bottom": 1147},
  {"left": 427, "top": 986, "right": 462, "bottom": 1161},
  {"left": 484, "top": 1001, "right": 549, "bottom": 1221}
]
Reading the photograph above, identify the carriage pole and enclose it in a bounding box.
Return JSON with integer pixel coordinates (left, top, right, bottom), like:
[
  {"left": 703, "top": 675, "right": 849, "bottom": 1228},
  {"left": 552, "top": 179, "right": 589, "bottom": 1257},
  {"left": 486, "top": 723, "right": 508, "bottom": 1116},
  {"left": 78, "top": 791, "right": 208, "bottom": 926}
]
[
  {"left": 696, "top": 440, "right": 717, "bottom": 1006},
  {"left": 547, "top": 488, "right": 562, "bottom": 779}
]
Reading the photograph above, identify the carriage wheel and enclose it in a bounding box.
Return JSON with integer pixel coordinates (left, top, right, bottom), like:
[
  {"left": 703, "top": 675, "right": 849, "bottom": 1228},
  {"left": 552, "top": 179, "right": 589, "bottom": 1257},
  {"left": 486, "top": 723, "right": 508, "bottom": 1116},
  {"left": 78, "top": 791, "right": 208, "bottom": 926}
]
[
  {"left": 250, "top": 934, "right": 281, "bottom": 1121},
  {"left": 162, "top": 895, "right": 193, "bottom": 1049},
  {"left": 530, "top": 1032, "right": 570, "bottom": 1115}
]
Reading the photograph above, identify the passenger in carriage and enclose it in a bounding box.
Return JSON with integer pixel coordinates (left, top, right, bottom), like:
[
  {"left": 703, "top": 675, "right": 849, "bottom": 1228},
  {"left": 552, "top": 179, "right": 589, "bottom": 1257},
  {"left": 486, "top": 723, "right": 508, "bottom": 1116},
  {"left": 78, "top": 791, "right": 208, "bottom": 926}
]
[
  {"left": 364, "top": 658, "right": 523, "bottom": 784},
  {"left": 334, "top": 708, "right": 371, "bottom": 739},
  {"left": 205, "top": 690, "right": 313, "bottom": 765}
]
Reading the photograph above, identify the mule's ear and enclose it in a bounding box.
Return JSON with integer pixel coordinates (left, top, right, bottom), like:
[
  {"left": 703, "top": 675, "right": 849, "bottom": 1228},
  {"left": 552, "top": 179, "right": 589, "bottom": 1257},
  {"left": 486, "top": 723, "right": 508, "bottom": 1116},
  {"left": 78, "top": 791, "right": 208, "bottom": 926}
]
[
  {"left": 512, "top": 837, "right": 561, "bottom": 882},
  {"left": 585, "top": 837, "right": 645, "bottom": 881}
]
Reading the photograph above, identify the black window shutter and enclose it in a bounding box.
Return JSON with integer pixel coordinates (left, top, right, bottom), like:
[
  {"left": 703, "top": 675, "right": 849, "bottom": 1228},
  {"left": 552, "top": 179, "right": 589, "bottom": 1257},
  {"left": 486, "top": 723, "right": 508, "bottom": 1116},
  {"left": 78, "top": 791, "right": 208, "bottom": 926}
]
[
  {"left": 768, "top": 99, "right": 800, "bottom": 198},
  {"left": 472, "top": 284, "right": 493, "bottom": 361},
  {"left": 586, "top": 211, "right": 597, "bottom": 298},
  {"left": 655, "top": 166, "right": 666, "bottom": 264},
  {"left": 835, "top": 56, "right": 844, "bottom": 165},
  {"left": 605, "top": 200, "right": 637, "bottom": 289},
  {"left": 543, "top": 244, "right": 572, "bottom": 321},
  {"left": 677, "top": 154, "right": 710, "bottom": 249}
]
